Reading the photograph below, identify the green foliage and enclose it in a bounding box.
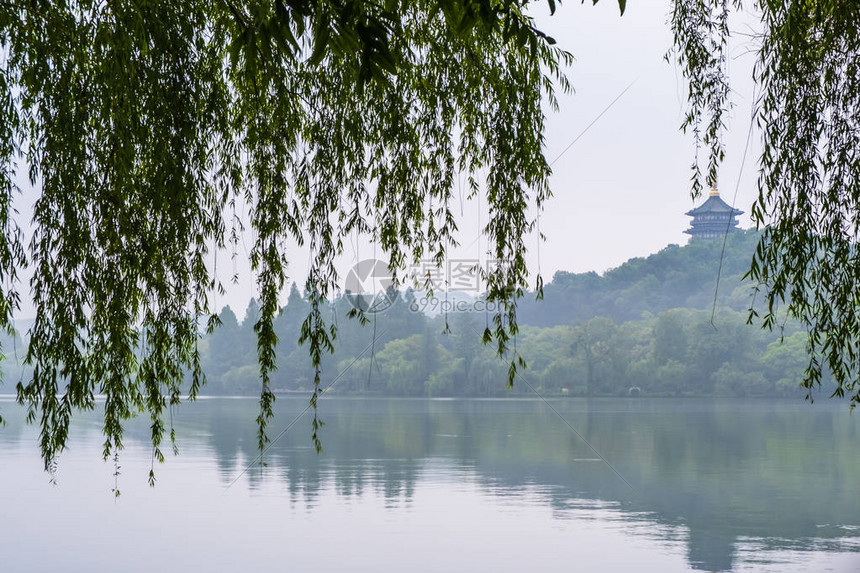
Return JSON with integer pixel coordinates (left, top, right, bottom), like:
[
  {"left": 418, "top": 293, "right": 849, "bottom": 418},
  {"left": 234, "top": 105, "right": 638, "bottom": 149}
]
[
  {"left": 197, "top": 294, "right": 822, "bottom": 400},
  {"left": 0, "top": 0, "right": 604, "bottom": 471},
  {"left": 194, "top": 235, "right": 826, "bottom": 401},
  {"left": 671, "top": 1, "right": 860, "bottom": 408},
  {"left": 518, "top": 229, "right": 762, "bottom": 325}
]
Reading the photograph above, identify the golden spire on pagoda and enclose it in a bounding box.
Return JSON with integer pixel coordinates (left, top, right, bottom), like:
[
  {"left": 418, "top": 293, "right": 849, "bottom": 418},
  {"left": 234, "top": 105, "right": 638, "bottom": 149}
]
[{"left": 709, "top": 187, "right": 720, "bottom": 197}]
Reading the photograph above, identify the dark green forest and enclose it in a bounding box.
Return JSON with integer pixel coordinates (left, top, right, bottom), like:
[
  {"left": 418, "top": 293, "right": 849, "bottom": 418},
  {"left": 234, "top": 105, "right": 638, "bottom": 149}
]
[{"left": 194, "top": 230, "right": 823, "bottom": 399}]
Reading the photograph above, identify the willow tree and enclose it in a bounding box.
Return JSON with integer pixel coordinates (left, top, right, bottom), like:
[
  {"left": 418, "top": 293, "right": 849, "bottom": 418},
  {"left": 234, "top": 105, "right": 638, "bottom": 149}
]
[
  {"left": 671, "top": 0, "right": 860, "bottom": 409},
  {"left": 0, "top": 0, "right": 591, "bottom": 476}
]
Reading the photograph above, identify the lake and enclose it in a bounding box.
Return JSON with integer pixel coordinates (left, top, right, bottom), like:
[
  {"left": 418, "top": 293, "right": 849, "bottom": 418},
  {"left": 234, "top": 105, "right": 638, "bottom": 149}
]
[{"left": 1, "top": 396, "right": 858, "bottom": 572}]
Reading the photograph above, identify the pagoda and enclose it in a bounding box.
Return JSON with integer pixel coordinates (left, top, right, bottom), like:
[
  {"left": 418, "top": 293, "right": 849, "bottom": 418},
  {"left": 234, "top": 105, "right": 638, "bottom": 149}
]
[{"left": 684, "top": 188, "right": 743, "bottom": 241}]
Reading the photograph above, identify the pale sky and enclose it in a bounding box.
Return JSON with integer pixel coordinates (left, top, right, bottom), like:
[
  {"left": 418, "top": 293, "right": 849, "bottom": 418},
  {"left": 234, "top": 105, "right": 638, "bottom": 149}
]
[
  {"left": 531, "top": 0, "right": 761, "bottom": 276},
  {"left": 12, "top": 1, "right": 764, "bottom": 320}
]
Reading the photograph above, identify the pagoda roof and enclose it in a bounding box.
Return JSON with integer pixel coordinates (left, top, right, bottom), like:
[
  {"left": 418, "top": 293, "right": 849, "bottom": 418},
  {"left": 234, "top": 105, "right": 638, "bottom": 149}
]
[{"left": 685, "top": 192, "right": 744, "bottom": 217}]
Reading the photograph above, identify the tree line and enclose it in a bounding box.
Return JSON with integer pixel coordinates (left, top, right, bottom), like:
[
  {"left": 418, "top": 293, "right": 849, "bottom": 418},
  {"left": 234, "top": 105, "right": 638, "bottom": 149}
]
[{"left": 198, "top": 230, "right": 828, "bottom": 399}]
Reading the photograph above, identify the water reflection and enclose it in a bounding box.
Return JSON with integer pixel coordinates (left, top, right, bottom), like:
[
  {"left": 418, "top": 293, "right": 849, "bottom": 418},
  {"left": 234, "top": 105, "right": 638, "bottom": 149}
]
[
  {"left": 2, "top": 396, "right": 858, "bottom": 572},
  {"left": 186, "top": 398, "right": 860, "bottom": 571}
]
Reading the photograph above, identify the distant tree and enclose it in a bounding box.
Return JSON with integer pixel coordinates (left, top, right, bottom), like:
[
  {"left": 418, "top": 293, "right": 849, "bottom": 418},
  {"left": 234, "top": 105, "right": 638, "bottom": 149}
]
[
  {"left": 206, "top": 305, "right": 241, "bottom": 380},
  {"left": 219, "top": 306, "right": 240, "bottom": 330},
  {"left": 443, "top": 312, "right": 483, "bottom": 394},
  {"left": 571, "top": 318, "right": 618, "bottom": 397},
  {"left": 761, "top": 332, "right": 813, "bottom": 396},
  {"left": 376, "top": 335, "right": 426, "bottom": 396},
  {"left": 653, "top": 310, "right": 690, "bottom": 366}
]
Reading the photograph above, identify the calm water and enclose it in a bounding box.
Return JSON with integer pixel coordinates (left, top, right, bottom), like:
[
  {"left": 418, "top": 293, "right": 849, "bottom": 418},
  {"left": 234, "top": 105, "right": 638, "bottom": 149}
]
[{"left": 1, "top": 396, "right": 858, "bottom": 572}]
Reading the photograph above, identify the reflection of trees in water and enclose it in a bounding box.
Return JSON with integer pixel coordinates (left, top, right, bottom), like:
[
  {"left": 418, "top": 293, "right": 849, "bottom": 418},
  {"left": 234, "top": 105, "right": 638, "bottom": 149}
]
[
  {"left": 184, "top": 397, "right": 860, "bottom": 571},
  {"left": 7, "top": 397, "right": 851, "bottom": 572}
]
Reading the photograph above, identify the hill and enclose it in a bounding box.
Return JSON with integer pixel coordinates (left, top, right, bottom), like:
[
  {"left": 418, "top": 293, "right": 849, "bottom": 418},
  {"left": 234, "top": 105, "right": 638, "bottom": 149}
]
[
  {"left": 193, "top": 229, "right": 827, "bottom": 400},
  {"left": 518, "top": 229, "right": 761, "bottom": 326}
]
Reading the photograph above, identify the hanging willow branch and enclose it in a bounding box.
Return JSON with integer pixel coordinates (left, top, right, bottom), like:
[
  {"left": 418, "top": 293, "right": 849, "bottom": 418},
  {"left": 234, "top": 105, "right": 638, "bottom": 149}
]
[
  {"left": 671, "top": 0, "right": 860, "bottom": 408},
  {"left": 0, "top": 0, "right": 631, "bottom": 474}
]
